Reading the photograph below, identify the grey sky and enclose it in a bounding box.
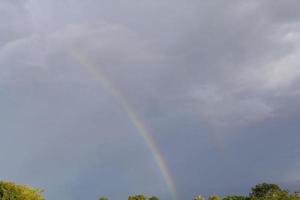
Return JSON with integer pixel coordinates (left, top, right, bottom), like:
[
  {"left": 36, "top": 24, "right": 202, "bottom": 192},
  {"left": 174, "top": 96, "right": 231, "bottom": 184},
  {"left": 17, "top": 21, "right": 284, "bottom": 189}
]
[{"left": 1, "top": 0, "right": 300, "bottom": 199}]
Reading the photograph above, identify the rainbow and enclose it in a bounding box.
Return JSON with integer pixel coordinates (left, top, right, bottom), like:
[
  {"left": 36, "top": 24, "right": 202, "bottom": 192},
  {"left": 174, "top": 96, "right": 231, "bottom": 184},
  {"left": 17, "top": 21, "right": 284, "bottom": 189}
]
[{"left": 71, "top": 49, "right": 179, "bottom": 200}]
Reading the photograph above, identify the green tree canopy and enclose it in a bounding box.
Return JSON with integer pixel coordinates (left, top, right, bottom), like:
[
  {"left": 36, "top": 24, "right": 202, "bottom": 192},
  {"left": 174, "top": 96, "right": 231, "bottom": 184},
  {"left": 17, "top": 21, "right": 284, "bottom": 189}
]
[
  {"left": 149, "top": 196, "right": 159, "bottom": 200},
  {"left": 209, "top": 194, "right": 221, "bottom": 200},
  {"left": 128, "top": 195, "right": 159, "bottom": 200},
  {"left": 250, "top": 183, "right": 282, "bottom": 198},
  {"left": 0, "top": 180, "right": 44, "bottom": 200},
  {"left": 128, "top": 194, "right": 147, "bottom": 200},
  {"left": 99, "top": 197, "right": 109, "bottom": 200},
  {"left": 223, "top": 195, "right": 248, "bottom": 200},
  {"left": 194, "top": 195, "right": 205, "bottom": 200}
]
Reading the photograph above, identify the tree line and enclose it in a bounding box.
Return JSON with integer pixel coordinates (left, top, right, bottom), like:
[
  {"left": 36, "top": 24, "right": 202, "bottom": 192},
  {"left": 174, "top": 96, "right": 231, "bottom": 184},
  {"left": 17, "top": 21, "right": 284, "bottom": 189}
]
[
  {"left": 101, "top": 183, "right": 300, "bottom": 200},
  {"left": 0, "top": 180, "right": 299, "bottom": 200}
]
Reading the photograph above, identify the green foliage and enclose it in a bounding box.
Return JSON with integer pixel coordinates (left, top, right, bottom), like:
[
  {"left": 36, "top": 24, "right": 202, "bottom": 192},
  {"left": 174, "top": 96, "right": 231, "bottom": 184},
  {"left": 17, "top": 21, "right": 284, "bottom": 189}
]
[
  {"left": 223, "top": 195, "right": 248, "bottom": 200},
  {"left": 0, "top": 180, "right": 44, "bottom": 200},
  {"left": 128, "top": 195, "right": 159, "bottom": 200},
  {"left": 1, "top": 180, "right": 299, "bottom": 200},
  {"left": 128, "top": 194, "right": 147, "bottom": 200},
  {"left": 119, "top": 183, "right": 299, "bottom": 200},
  {"left": 209, "top": 194, "right": 221, "bottom": 200},
  {"left": 248, "top": 183, "right": 300, "bottom": 200},
  {"left": 222, "top": 183, "right": 300, "bottom": 200},
  {"left": 194, "top": 195, "right": 205, "bottom": 200},
  {"left": 250, "top": 190, "right": 300, "bottom": 200},
  {"left": 149, "top": 196, "right": 159, "bottom": 200},
  {"left": 250, "top": 183, "right": 282, "bottom": 198},
  {"left": 99, "top": 197, "right": 109, "bottom": 200}
]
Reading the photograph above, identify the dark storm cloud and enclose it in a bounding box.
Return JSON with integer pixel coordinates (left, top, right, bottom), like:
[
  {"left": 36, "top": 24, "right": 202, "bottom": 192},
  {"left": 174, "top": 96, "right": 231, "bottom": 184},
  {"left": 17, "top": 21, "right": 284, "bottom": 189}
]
[{"left": 1, "top": 0, "right": 300, "bottom": 199}]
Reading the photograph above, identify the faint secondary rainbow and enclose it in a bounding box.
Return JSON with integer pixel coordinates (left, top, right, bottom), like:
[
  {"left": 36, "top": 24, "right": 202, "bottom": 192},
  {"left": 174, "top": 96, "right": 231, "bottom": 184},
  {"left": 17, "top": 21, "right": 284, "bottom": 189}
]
[{"left": 71, "top": 49, "right": 179, "bottom": 200}]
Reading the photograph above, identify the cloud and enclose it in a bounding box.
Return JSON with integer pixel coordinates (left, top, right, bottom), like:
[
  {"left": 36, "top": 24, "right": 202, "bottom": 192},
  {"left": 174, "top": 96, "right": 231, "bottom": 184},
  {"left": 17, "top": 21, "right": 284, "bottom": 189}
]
[
  {"left": 0, "top": 19, "right": 173, "bottom": 199},
  {"left": 147, "top": 0, "right": 300, "bottom": 128},
  {"left": 0, "top": 0, "right": 31, "bottom": 46},
  {"left": 185, "top": 85, "right": 273, "bottom": 127},
  {"left": 242, "top": 26, "right": 300, "bottom": 91},
  {"left": 1, "top": 0, "right": 300, "bottom": 199}
]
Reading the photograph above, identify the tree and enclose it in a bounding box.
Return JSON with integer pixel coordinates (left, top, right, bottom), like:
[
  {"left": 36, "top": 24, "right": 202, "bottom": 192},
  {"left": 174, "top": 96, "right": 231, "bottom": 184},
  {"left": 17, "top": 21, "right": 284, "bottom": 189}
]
[
  {"left": 149, "top": 196, "right": 160, "bottom": 200},
  {"left": 250, "top": 183, "right": 282, "bottom": 198},
  {"left": 194, "top": 195, "right": 205, "bottom": 200},
  {"left": 223, "top": 195, "right": 248, "bottom": 200},
  {"left": 209, "top": 194, "right": 221, "bottom": 200},
  {"left": 99, "top": 197, "right": 109, "bottom": 200},
  {"left": 248, "top": 183, "right": 300, "bottom": 200},
  {"left": 128, "top": 194, "right": 147, "bottom": 200},
  {"left": 0, "top": 180, "right": 44, "bottom": 200}
]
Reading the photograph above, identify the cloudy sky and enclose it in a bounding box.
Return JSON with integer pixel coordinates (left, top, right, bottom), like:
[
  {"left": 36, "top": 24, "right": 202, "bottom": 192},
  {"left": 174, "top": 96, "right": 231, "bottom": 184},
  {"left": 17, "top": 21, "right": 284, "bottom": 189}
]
[{"left": 1, "top": 0, "right": 300, "bottom": 199}]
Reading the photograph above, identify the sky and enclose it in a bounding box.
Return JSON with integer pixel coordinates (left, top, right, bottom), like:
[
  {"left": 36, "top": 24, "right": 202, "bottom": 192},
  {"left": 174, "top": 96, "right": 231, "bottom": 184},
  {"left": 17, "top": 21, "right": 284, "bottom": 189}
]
[{"left": 1, "top": 0, "right": 300, "bottom": 199}]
